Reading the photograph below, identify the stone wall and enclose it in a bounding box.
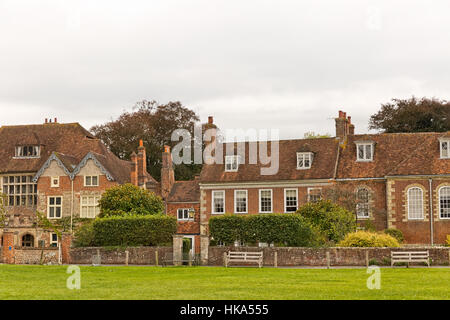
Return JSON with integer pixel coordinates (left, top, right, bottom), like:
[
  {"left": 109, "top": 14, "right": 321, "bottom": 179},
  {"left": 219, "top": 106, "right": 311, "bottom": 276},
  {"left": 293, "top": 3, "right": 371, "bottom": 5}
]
[
  {"left": 209, "top": 246, "right": 450, "bottom": 267},
  {"left": 13, "top": 247, "right": 59, "bottom": 265},
  {"left": 69, "top": 247, "right": 172, "bottom": 265}
]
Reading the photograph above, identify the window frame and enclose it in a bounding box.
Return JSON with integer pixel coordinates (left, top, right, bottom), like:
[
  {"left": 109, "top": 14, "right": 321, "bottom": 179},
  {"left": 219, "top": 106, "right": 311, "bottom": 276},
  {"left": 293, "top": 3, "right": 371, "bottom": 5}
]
[
  {"left": 80, "top": 195, "right": 101, "bottom": 218},
  {"left": 355, "top": 142, "right": 374, "bottom": 162},
  {"left": 284, "top": 188, "right": 298, "bottom": 213},
  {"left": 356, "top": 188, "right": 370, "bottom": 219},
  {"left": 307, "top": 187, "right": 322, "bottom": 203},
  {"left": 51, "top": 176, "right": 60, "bottom": 188},
  {"left": 50, "top": 233, "right": 59, "bottom": 247},
  {"left": 212, "top": 190, "right": 226, "bottom": 215},
  {"left": 234, "top": 190, "right": 248, "bottom": 214},
  {"left": 177, "top": 208, "right": 194, "bottom": 221},
  {"left": 297, "top": 152, "right": 313, "bottom": 170},
  {"left": 440, "top": 139, "right": 450, "bottom": 159},
  {"left": 84, "top": 175, "right": 99, "bottom": 187},
  {"left": 438, "top": 186, "right": 450, "bottom": 220},
  {"left": 47, "top": 196, "right": 63, "bottom": 219},
  {"left": 225, "top": 155, "right": 239, "bottom": 172},
  {"left": 407, "top": 187, "right": 424, "bottom": 220},
  {"left": 259, "top": 189, "right": 273, "bottom": 214},
  {"left": 14, "top": 145, "right": 40, "bottom": 159}
]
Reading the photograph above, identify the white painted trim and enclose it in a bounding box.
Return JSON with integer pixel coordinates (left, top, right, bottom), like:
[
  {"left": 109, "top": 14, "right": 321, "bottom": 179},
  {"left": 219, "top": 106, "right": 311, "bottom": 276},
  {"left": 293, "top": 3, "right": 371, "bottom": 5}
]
[
  {"left": 211, "top": 190, "right": 226, "bottom": 215},
  {"left": 84, "top": 175, "right": 100, "bottom": 187},
  {"left": 307, "top": 187, "right": 322, "bottom": 202},
  {"left": 438, "top": 186, "right": 450, "bottom": 220},
  {"left": 234, "top": 189, "right": 248, "bottom": 214},
  {"left": 225, "top": 155, "right": 239, "bottom": 172},
  {"left": 259, "top": 189, "right": 273, "bottom": 213},
  {"left": 440, "top": 139, "right": 450, "bottom": 159},
  {"left": 284, "top": 188, "right": 298, "bottom": 213},
  {"left": 407, "top": 187, "right": 424, "bottom": 220},
  {"left": 47, "top": 196, "right": 63, "bottom": 219},
  {"left": 200, "top": 180, "right": 331, "bottom": 190},
  {"left": 183, "top": 235, "right": 196, "bottom": 255},
  {"left": 177, "top": 208, "right": 194, "bottom": 221}
]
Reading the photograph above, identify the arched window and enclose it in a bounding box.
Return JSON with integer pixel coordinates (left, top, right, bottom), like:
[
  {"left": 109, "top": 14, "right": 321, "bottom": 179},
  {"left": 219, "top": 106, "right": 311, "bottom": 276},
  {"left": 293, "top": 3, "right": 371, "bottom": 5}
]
[
  {"left": 356, "top": 188, "right": 370, "bottom": 218},
  {"left": 22, "top": 234, "right": 34, "bottom": 247},
  {"left": 407, "top": 187, "right": 423, "bottom": 219},
  {"left": 439, "top": 187, "right": 450, "bottom": 219}
]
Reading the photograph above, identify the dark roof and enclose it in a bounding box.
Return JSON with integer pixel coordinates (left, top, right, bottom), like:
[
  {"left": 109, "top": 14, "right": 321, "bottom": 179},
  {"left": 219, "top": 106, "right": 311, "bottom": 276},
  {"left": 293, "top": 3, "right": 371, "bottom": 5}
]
[
  {"left": 0, "top": 122, "right": 138, "bottom": 184},
  {"left": 337, "top": 132, "right": 450, "bottom": 178},
  {"left": 200, "top": 138, "right": 340, "bottom": 183},
  {"left": 167, "top": 180, "right": 200, "bottom": 203}
]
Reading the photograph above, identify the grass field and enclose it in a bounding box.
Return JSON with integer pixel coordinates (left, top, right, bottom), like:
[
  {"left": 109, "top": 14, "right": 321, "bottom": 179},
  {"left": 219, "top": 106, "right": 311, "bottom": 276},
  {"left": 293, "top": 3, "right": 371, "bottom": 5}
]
[{"left": 0, "top": 265, "right": 449, "bottom": 300}]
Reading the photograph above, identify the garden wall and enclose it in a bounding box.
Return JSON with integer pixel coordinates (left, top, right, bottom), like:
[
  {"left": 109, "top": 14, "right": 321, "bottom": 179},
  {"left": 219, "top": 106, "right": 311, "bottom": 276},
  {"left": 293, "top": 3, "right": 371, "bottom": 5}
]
[
  {"left": 13, "top": 247, "right": 60, "bottom": 265},
  {"left": 209, "top": 246, "right": 450, "bottom": 267},
  {"left": 69, "top": 246, "right": 172, "bottom": 265}
]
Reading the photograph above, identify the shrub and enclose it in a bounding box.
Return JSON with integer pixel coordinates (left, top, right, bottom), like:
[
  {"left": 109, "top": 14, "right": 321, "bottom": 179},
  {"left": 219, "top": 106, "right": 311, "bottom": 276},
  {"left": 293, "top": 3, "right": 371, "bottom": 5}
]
[
  {"left": 98, "top": 184, "right": 164, "bottom": 217},
  {"left": 338, "top": 231, "right": 400, "bottom": 247},
  {"left": 297, "top": 200, "right": 356, "bottom": 243},
  {"left": 446, "top": 235, "right": 450, "bottom": 247},
  {"left": 73, "top": 222, "right": 95, "bottom": 247},
  {"left": 91, "top": 215, "right": 176, "bottom": 247},
  {"left": 384, "top": 228, "right": 404, "bottom": 243},
  {"left": 209, "top": 213, "right": 325, "bottom": 247}
]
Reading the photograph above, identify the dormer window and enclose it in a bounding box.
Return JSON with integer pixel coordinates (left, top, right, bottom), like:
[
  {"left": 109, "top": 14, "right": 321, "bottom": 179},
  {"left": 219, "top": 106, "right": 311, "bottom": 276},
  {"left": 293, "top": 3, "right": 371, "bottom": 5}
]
[
  {"left": 297, "top": 152, "right": 313, "bottom": 169},
  {"left": 225, "top": 155, "right": 239, "bottom": 172},
  {"left": 355, "top": 142, "right": 374, "bottom": 162},
  {"left": 15, "top": 146, "right": 40, "bottom": 158},
  {"left": 440, "top": 139, "right": 450, "bottom": 159}
]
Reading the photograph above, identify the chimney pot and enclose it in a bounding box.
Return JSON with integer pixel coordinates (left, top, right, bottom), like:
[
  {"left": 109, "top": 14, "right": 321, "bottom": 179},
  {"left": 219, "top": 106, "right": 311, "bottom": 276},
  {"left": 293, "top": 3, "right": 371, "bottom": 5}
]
[
  {"left": 45, "top": 118, "right": 48, "bottom": 124},
  {"left": 348, "top": 116, "right": 351, "bottom": 124},
  {"left": 208, "top": 116, "right": 213, "bottom": 124},
  {"left": 54, "top": 117, "right": 57, "bottom": 123},
  {"left": 338, "top": 110, "right": 344, "bottom": 118},
  {"left": 164, "top": 145, "right": 171, "bottom": 153},
  {"left": 139, "top": 139, "right": 144, "bottom": 147}
]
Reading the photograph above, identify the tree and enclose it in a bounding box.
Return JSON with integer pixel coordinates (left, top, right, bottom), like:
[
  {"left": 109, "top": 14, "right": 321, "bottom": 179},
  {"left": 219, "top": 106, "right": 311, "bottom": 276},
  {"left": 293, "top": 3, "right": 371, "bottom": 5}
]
[
  {"left": 91, "top": 100, "right": 201, "bottom": 181},
  {"left": 369, "top": 97, "right": 450, "bottom": 133},
  {"left": 98, "top": 184, "right": 165, "bottom": 217},
  {"left": 303, "top": 131, "right": 332, "bottom": 139},
  {"left": 0, "top": 193, "right": 7, "bottom": 227}
]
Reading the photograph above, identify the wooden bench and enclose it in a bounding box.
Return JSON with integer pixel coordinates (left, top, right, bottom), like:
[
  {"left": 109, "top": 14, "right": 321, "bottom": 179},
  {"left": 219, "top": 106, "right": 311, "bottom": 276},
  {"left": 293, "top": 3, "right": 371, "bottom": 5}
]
[
  {"left": 224, "top": 251, "right": 263, "bottom": 268},
  {"left": 391, "top": 251, "right": 430, "bottom": 267}
]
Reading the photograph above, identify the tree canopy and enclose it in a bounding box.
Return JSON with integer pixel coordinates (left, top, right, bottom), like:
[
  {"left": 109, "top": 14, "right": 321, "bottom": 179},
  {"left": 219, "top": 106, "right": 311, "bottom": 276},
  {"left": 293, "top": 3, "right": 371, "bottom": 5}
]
[
  {"left": 91, "top": 100, "right": 201, "bottom": 181},
  {"left": 369, "top": 97, "right": 450, "bottom": 133}
]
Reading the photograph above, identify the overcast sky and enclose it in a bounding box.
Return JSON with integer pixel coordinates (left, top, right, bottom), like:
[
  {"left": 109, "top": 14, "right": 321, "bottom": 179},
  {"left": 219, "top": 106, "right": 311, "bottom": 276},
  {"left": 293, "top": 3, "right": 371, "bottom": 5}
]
[{"left": 1, "top": 0, "right": 450, "bottom": 140}]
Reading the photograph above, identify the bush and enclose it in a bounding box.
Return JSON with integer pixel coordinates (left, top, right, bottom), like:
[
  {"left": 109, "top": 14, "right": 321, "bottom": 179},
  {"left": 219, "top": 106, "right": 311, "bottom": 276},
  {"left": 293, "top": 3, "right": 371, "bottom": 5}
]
[
  {"left": 446, "top": 235, "right": 450, "bottom": 247},
  {"left": 86, "top": 215, "right": 176, "bottom": 247},
  {"left": 337, "top": 231, "right": 400, "bottom": 247},
  {"left": 98, "top": 184, "right": 164, "bottom": 217},
  {"left": 297, "top": 200, "right": 356, "bottom": 243},
  {"left": 209, "top": 213, "right": 325, "bottom": 247},
  {"left": 72, "top": 222, "right": 95, "bottom": 247},
  {"left": 384, "top": 228, "right": 404, "bottom": 243}
]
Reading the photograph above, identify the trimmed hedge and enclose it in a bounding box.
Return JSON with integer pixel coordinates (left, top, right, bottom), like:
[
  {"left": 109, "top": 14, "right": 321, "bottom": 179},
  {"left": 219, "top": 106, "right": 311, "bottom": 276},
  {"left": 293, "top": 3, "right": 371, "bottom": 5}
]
[
  {"left": 384, "top": 228, "right": 404, "bottom": 243},
  {"left": 74, "top": 215, "right": 177, "bottom": 247},
  {"left": 337, "top": 231, "right": 400, "bottom": 248},
  {"left": 209, "top": 213, "right": 324, "bottom": 247}
]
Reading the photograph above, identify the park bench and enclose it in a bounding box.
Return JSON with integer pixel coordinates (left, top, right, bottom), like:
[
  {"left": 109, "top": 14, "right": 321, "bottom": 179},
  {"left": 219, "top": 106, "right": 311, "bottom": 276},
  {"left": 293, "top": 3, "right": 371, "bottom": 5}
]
[
  {"left": 391, "top": 250, "right": 430, "bottom": 267},
  {"left": 224, "top": 251, "right": 263, "bottom": 268}
]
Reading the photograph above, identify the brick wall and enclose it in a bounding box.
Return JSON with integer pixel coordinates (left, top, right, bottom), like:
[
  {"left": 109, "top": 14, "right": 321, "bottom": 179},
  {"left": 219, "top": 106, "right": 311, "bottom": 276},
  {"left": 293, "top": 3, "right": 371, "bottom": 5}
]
[
  {"left": 69, "top": 247, "right": 172, "bottom": 265},
  {"left": 209, "top": 246, "right": 450, "bottom": 267},
  {"left": 13, "top": 247, "right": 59, "bottom": 265}
]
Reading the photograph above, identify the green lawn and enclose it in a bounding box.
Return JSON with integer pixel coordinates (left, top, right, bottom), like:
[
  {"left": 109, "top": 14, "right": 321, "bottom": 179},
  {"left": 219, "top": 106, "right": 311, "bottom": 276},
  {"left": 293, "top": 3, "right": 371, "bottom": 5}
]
[{"left": 0, "top": 265, "right": 448, "bottom": 300}]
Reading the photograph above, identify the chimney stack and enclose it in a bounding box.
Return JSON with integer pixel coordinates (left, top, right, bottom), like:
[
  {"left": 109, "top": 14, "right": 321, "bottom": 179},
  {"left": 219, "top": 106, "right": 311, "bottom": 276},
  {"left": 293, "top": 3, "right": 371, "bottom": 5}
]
[
  {"left": 130, "top": 152, "right": 138, "bottom": 186},
  {"left": 335, "top": 110, "right": 353, "bottom": 141},
  {"left": 136, "top": 139, "right": 147, "bottom": 186},
  {"left": 161, "top": 145, "right": 175, "bottom": 200},
  {"left": 45, "top": 118, "right": 48, "bottom": 124}
]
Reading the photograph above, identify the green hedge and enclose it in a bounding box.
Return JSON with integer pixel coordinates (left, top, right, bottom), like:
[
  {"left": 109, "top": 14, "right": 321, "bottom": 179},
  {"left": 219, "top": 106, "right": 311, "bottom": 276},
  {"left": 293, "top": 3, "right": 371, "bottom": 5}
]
[
  {"left": 74, "top": 215, "right": 176, "bottom": 247},
  {"left": 384, "top": 228, "right": 404, "bottom": 243},
  {"left": 209, "top": 214, "right": 324, "bottom": 247}
]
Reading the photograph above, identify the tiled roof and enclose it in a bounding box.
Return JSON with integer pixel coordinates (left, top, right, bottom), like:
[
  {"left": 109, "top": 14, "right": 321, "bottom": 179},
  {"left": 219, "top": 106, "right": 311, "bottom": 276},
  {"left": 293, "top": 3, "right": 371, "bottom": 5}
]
[
  {"left": 200, "top": 138, "right": 340, "bottom": 183},
  {"left": 0, "top": 122, "right": 139, "bottom": 184},
  {"left": 167, "top": 180, "right": 200, "bottom": 203}
]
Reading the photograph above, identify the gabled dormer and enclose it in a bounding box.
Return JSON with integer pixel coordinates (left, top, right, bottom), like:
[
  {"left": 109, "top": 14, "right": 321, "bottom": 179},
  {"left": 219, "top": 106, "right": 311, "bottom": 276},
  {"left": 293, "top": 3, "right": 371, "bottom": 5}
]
[
  {"left": 439, "top": 137, "right": 450, "bottom": 159},
  {"left": 355, "top": 140, "right": 375, "bottom": 162},
  {"left": 297, "top": 152, "right": 313, "bottom": 169},
  {"left": 225, "top": 155, "right": 239, "bottom": 172},
  {"left": 14, "top": 145, "right": 40, "bottom": 159}
]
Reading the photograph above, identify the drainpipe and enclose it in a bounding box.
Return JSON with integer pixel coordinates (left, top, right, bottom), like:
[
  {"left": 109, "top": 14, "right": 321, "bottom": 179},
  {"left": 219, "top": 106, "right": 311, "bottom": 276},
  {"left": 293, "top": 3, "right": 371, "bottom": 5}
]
[
  {"left": 71, "top": 179, "right": 74, "bottom": 234},
  {"left": 429, "top": 178, "right": 434, "bottom": 246}
]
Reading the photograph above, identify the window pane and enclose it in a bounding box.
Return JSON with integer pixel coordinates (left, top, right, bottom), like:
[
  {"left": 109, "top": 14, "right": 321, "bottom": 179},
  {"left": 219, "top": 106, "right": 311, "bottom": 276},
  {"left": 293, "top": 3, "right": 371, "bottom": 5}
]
[
  {"left": 358, "top": 145, "right": 365, "bottom": 159},
  {"left": 440, "top": 187, "right": 450, "bottom": 219},
  {"left": 49, "top": 197, "right": 55, "bottom": 205},
  {"left": 285, "top": 189, "right": 297, "bottom": 212},
  {"left": 356, "top": 188, "right": 370, "bottom": 218},
  {"left": 213, "top": 192, "right": 225, "bottom": 213},
  {"left": 56, "top": 197, "right": 61, "bottom": 205},
  {"left": 86, "top": 176, "right": 91, "bottom": 185},
  {"left": 408, "top": 188, "right": 423, "bottom": 219},
  {"left": 235, "top": 191, "right": 247, "bottom": 213},
  {"left": 365, "top": 145, "right": 372, "bottom": 159}
]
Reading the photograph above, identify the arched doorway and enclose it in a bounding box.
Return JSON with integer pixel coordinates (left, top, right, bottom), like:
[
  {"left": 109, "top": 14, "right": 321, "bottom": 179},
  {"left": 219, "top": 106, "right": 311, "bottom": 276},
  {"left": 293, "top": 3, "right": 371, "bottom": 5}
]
[{"left": 22, "top": 234, "right": 34, "bottom": 247}]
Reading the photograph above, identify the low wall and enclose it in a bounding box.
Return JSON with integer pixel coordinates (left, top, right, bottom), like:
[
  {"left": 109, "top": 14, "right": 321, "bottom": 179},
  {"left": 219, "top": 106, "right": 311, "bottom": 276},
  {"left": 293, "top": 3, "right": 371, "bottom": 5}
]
[
  {"left": 209, "top": 246, "right": 450, "bottom": 267},
  {"left": 13, "top": 247, "right": 59, "bottom": 265},
  {"left": 69, "top": 247, "right": 172, "bottom": 265}
]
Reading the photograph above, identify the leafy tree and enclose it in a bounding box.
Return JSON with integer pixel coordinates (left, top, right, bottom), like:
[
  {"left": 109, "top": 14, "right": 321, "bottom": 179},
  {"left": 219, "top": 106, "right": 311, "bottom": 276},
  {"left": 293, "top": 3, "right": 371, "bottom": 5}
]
[
  {"left": 0, "top": 193, "right": 7, "bottom": 227},
  {"left": 303, "top": 131, "right": 332, "bottom": 139},
  {"left": 297, "top": 200, "right": 356, "bottom": 244},
  {"left": 369, "top": 97, "right": 450, "bottom": 133},
  {"left": 98, "top": 184, "right": 165, "bottom": 217},
  {"left": 91, "top": 100, "right": 201, "bottom": 181}
]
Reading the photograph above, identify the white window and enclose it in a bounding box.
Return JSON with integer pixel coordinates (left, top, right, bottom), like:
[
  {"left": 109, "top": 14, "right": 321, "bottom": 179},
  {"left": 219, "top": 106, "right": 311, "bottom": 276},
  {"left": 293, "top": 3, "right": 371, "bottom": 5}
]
[
  {"left": 177, "top": 208, "right": 194, "bottom": 221},
  {"left": 48, "top": 196, "right": 62, "bottom": 219},
  {"left": 259, "top": 189, "right": 273, "bottom": 213},
  {"left": 356, "top": 188, "right": 370, "bottom": 218},
  {"left": 80, "top": 195, "right": 101, "bottom": 218},
  {"left": 407, "top": 187, "right": 423, "bottom": 220},
  {"left": 234, "top": 190, "right": 248, "bottom": 213},
  {"left": 2, "top": 175, "right": 37, "bottom": 207},
  {"left": 308, "top": 188, "right": 322, "bottom": 203},
  {"left": 212, "top": 190, "right": 225, "bottom": 214},
  {"left": 439, "top": 187, "right": 450, "bottom": 219},
  {"left": 297, "top": 152, "right": 313, "bottom": 169},
  {"left": 51, "top": 177, "right": 59, "bottom": 188},
  {"left": 356, "top": 142, "right": 374, "bottom": 161},
  {"left": 284, "top": 189, "right": 298, "bottom": 213},
  {"left": 84, "top": 176, "right": 99, "bottom": 187},
  {"left": 15, "top": 146, "right": 40, "bottom": 158},
  {"left": 440, "top": 140, "right": 450, "bottom": 159},
  {"left": 50, "top": 233, "right": 58, "bottom": 247},
  {"left": 225, "top": 155, "right": 239, "bottom": 172}
]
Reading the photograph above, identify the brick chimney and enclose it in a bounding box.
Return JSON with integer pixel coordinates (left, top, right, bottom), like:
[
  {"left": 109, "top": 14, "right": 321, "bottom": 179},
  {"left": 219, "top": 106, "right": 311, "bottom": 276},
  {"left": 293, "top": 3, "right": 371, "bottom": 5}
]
[
  {"left": 137, "top": 140, "right": 147, "bottom": 186},
  {"left": 161, "top": 145, "right": 175, "bottom": 199},
  {"left": 348, "top": 116, "right": 355, "bottom": 135},
  {"left": 203, "top": 116, "right": 219, "bottom": 162},
  {"left": 335, "top": 110, "right": 351, "bottom": 141},
  {"left": 130, "top": 151, "right": 138, "bottom": 186}
]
